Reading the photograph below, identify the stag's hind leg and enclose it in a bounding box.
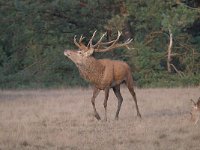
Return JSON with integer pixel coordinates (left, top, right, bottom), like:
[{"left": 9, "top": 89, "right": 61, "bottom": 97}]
[
  {"left": 125, "top": 75, "right": 142, "bottom": 118},
  {"left": 113, "top": 85, "right": 123, "bottom": 120},
  {"left": 91, "top": 87, "right": 101, "bottom": 120}
]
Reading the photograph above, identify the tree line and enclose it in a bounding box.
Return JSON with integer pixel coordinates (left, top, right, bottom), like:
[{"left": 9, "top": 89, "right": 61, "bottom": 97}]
[{"left": 0, "top": 0, "right": 200, "bottom": 89}]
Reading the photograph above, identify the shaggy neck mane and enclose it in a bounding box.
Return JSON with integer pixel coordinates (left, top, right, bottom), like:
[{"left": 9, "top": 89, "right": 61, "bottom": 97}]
[{"left": 77, "top": 57, "right": 105, "bottom": 85}]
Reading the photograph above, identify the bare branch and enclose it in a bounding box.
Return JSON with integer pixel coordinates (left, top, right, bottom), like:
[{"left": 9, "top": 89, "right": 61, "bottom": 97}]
[{"left": 170, "top": 64, "right": 185, "bottom": 77}]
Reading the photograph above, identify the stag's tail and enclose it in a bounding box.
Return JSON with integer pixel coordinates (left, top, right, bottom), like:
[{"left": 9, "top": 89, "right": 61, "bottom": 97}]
[{"left": 125, "top": 68, "right": 135, "bottom": 88}]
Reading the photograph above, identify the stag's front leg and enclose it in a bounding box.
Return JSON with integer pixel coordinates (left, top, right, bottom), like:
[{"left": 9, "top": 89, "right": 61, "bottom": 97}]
[
  {"left": 91, "top": 87, "right": 101, "bottom": 120},
  {"left": 103, "top": 88, "right": 110, "bottom": 121}
]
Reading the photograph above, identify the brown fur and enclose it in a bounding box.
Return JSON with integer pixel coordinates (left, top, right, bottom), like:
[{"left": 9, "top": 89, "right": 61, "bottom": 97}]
[{"left": 197, "top": 97, "right": 200, "bottom": 108}]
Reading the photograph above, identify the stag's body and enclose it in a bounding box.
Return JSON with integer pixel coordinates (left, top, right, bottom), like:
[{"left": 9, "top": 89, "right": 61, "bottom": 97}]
[
  {"left": 64, "top": 31, "right": 141, "bottom": 120},
  {"left": 77, "top": 58, "right": 130, "bottom": 89}
]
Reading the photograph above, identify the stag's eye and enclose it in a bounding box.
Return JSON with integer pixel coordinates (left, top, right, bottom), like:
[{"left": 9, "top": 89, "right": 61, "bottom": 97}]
[{"left": 78, "top": 51, "right": 82, "bottom": 55}]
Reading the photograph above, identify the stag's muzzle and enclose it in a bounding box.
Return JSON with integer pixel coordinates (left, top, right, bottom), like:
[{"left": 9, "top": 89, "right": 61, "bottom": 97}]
[{"left": 64, "top": 50, "right": 71, "bottom": 57}]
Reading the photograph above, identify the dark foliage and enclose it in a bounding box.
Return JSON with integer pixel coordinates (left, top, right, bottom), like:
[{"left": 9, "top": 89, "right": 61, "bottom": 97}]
[{"left": 0, "top": 0, "right": 199, "bottom": 89}]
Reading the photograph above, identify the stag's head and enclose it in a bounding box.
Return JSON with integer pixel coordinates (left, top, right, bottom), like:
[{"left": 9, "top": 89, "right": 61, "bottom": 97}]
[
  {"left": 190, "top": 97, "right": 200, "bottom": 124},
  {"left": 64, "top": 31, "right": 132, "bottom": 65}
]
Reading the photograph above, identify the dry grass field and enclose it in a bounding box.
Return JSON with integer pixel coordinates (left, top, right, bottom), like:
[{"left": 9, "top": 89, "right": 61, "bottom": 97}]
[{"left": 0, "top": 87, "right": 200, "bottom": 150}]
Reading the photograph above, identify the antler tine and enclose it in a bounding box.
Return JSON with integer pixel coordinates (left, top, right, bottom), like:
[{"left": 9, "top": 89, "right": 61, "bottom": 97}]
[
  {"left": 93, "top": 32, "right": 107, "bottom": 48},
  {"left": 74, "top": 35, "right": 81, "bottom": 48},
  {"left": 118, "top": 30, "right": 122, "bottom": 37},
  {"left": 94, "top": 31, "right": 121, "bottom": 52},
  {"left": 98, "top": 39, "right": 133, "bottom": 52},
  {"left": 123, "top": 38, "right": 133, "bottom": 44},
  {"left": 87, "top": 30, "right": 97, "bottom": 47},
  {"left": 124, "top": 38, "right": 133, "bottom": 50},
  {"left": 96, "top": 33, "right": 132, "bottom": 46},
  {"left": 110, "top": 31, "right": 122, "bottom": 46},
  {"left": 79, "top": 35, "right": 85, "bottom": 43},
  {"left": 74, "top": 35, "right": 88, "bottom": 51}
]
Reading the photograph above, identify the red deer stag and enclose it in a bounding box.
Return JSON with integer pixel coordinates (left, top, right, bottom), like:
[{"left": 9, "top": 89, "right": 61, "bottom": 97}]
[
  {"left": 190, "top": 97, "right": 200, "bottom": 124},
  {"left": 64, "top": 31, "right": 141, "bottom": 121}
]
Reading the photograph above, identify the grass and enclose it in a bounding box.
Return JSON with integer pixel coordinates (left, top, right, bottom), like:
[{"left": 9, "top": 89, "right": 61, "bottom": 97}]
[{"left": 0, "top": 87, "right": 200, "bottom": 150}]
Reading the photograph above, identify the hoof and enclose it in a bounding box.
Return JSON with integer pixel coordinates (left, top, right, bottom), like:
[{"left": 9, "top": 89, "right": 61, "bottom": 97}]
[
  {"left": 115, "top": 116, "right": 119, "bottom": 120},
  {"left": 103, "top": 118, "right": 107, "bottom": 122},
  {"left": 137, "top": 113, "right": 142, "bottom": 118},
  {"left": 94, "top": 113, "right": 101, "bottom": 120}
]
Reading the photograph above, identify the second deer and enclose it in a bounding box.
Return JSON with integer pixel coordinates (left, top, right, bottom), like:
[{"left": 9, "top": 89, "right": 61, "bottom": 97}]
[
  {"left": 64, "top": 31, "right": 141, "bottom": 121},
  {"left": 190, "top": 97, "right": 200, "bottom": 124}
]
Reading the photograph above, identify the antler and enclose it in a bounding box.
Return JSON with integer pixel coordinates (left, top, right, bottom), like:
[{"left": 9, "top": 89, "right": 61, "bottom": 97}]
[
  {"left": 73, "top": 31, "right": 133, "bottom": 56},
  {"left": 88, "top": 31, "right": 132, "bottom": 52},
  {"left": 88, "top": 31, "right": 107, "bottom": 48},
  {"left": 74, "top": 35, "right": 87, "bottom": 50}
]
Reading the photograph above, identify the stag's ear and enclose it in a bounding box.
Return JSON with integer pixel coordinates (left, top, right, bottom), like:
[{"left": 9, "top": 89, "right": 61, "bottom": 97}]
[
  {"left": 84, "top": 48, "right": 94, "bottom": 57},
  {"left": 191, "top": 99, "right": 198, "bottom": 109},
  {"left": 192, "top": 105, "right": 198, "bottom": 109}
]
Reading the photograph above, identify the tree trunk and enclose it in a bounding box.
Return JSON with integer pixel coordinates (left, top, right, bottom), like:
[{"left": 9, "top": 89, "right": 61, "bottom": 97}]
[{"left": 167, "top": 28, "right": 173, "bottom": 73}]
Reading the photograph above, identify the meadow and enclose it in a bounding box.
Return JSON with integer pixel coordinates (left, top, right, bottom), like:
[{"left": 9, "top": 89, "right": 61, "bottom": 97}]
[{"left": 0, "top": 87, "right": 200, "bottom": 150}]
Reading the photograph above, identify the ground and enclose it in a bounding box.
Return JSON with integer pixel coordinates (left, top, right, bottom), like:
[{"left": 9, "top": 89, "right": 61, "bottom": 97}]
[{"left": 0, "top": 87, "right": 200, "bottom": 150}]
